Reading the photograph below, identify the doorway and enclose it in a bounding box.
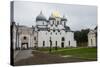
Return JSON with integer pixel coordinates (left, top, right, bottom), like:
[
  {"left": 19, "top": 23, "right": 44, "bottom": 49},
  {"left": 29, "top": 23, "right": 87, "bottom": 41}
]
[
  {"left": 21, "top": 43, "right": 28, "bottom": 50},
  {"left": 61, "top": 42, "right": 64, "bottom": 48}
]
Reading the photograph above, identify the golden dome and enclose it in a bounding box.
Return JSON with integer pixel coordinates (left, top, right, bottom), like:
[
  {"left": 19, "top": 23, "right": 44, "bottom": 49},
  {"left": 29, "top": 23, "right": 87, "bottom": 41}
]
[{"left": 51, "top": 11, "right": 61, "bottom": 17}]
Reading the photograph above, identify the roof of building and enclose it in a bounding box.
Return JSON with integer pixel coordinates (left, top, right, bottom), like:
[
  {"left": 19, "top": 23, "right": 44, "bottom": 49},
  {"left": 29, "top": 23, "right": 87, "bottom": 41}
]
[
  {"left": 64, "top": 26, "right": 70, "bottom": 31},
  {"left": 36, "top": 11, "right": 47, "bottom": 21}
]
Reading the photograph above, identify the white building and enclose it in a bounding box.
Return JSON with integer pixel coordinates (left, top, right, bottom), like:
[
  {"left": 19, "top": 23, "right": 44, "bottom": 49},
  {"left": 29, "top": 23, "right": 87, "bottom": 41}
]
[
  {"left": 88, "top": 27, "right": 97, "bottom": 47},
  {"left": 11, "top": 11, "right": 77, "bottom": 50}
]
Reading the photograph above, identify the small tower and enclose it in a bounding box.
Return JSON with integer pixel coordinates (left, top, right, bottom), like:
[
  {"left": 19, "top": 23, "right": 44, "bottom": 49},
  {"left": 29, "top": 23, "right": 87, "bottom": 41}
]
[
  {"left": 36, "top": 11, "right": 47, "bottom": 28},
  {"left": 61, "top": 15, "right": 67, "bottom": 26}
]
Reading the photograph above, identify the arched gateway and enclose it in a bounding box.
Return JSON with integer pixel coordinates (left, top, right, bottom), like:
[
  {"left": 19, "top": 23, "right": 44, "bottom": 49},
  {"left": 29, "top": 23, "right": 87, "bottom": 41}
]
[{"left": 21, "top": 36, "right": 29, "bottom": 49}]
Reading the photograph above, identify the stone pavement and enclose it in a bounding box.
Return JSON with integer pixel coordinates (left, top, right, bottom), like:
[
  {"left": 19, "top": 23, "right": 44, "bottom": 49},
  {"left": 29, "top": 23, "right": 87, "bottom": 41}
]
[
  {"left": 14, "top": 50, "right": 95, "bottom": 66},
  {"left": 14, "top": 50, "right": 20, "bottom": 59},
  {"left": 14, "top": 50, "right": 33, "bottom": 63}
]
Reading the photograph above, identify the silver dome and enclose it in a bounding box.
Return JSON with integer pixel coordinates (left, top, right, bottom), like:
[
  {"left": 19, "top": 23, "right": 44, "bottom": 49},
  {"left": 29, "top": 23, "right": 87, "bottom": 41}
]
[{"left": 36, "top": 11, "right": 47, "bottom": 21}]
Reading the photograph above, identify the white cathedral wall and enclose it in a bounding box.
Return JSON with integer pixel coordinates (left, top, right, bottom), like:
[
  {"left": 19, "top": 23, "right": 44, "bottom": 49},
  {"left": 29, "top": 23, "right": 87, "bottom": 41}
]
[
  {"left": 65, "top": 32, "right": 76, "bottom": 47},
  {"left": 29, "top": 35, "right": 32, "bottom": 48},
  {"left": 16, "top": 28, "right": 77, "bottom": 49},
  {"left": 88, "top": 34, "right": 96, "bottom": 47},
  {"left": 31, "top": 34, "right": 35, "bottom": 48},
  {"left": 38, "top": 31, "right": 49, "bottom": 47},
  {"left": 38, "top": 30, "right": 77, "bottom": 48}
]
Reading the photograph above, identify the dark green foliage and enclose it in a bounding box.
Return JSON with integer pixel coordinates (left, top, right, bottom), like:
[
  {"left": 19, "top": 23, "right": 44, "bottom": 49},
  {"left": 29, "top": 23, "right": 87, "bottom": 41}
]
[{"left": 74, "top": 29, "right": 90, "bottom": 46}]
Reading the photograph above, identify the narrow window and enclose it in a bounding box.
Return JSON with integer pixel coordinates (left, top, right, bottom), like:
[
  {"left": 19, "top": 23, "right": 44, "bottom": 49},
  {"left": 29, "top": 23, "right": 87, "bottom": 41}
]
[
  {"left": 56, "top": 41, "right": 57, "bottom": 46},
  {"left": 69, "top": 41, "right": 70, "bottom": 46},
  {"left": 34, "top": 37, "right": 36, "bottom": 40},
  {"left": 62, "top": 37, "right": 65, "bottom": 41},
  {"left": 50, "top": 40, "right": 52, "bottom": 46},
  {"left": 53, "top": 29, "right": 55, "bottom": 32},
  {"left": 91, "top": 39, "right": 93, "bottom": 46},
  {"left": 61, "top": 42, "right": 64, "bottom": 48},
  {"left": 55, "top": 41, "right": 57, "bottom": 50},
  {"left": 43, "top": 41, "right": 45, "bottom": 47}
]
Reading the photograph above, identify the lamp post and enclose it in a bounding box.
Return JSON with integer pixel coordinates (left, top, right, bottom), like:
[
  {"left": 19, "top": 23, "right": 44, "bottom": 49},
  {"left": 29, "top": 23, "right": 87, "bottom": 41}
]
[
  {"left": 55, "top": 41, "right": 57, "bottom": 50},
  {"left": 49, "top": 37, "right": 52, "bottom": 53}
]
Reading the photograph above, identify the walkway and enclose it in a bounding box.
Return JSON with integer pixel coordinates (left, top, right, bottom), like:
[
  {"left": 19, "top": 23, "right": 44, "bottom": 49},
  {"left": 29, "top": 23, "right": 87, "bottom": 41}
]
[
  {"left": 14, "top": 50, "right": 92, "bottom": 66},
  {"left": 14, "top": 50, "right": 33, "bottom": 63}
]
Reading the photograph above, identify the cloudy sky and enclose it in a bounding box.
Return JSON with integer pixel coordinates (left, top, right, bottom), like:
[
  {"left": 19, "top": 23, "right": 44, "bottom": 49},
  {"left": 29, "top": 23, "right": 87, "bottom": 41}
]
[{"left": 13, "top": 1, "right": 97, "bottom": 31}]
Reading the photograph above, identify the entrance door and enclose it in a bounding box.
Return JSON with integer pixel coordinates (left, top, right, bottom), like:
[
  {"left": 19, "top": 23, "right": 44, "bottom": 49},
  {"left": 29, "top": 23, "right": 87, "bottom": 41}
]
[
  {"left": 61, "top": 42, "right": 64, "bottom": 48},
  {"left": 21, "top": 43, "right": 28, "bottom": 50}
]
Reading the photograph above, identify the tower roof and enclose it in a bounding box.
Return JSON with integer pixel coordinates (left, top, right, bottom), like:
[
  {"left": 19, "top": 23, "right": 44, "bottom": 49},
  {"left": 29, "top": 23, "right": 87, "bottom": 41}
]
[{"left": 36, "top": 11, "right": 47, "bottom": 21}]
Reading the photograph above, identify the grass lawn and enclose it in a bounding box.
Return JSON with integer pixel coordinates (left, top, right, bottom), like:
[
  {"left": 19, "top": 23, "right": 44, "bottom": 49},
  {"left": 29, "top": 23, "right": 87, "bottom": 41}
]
[
  {"left": 37, "top": 47, "right": 73, "bottom": 52},
  {"left": 37, "top": 47, "right": 97, "bottom": 60}
]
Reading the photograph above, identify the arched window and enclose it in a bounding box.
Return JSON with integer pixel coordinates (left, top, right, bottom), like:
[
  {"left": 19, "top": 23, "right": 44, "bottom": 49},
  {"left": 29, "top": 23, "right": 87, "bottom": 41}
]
[
  {"left": 91, "top": 39, "right": 93, "bottom": 46},
  {"left": 56, "top": 41, "right": 57, "bottom": 46},
  {"left": 69, "top": 41, "right": 70, "bottom": 46},
  {"left": 53, "top": 29, "right": 55, "bottom": 32},
  {"left": 61, "top": 42, "right": 64, "bottom": 48},
  {"left": 43, "top": 41, "right": 45, "bottom": 47},
  {"left": 62, "top": 37, "right": 65, "bottom": 41}
]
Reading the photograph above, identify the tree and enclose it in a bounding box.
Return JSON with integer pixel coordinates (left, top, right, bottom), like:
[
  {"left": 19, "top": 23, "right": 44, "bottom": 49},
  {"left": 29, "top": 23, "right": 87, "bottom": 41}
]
[{"left": 74, "top": 29, "right": 89, "bottom": 46}]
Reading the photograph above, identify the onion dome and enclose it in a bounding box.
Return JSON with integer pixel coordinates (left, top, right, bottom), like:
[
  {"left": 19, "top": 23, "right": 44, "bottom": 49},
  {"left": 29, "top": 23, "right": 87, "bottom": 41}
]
[
  {"left": 61, "top": 15, "right": 67, "bottom": 21},
  {"left": 36, "top": 11, "right": 47, "bottom": 21},
  {"left": 52, "top": 11, "right": 61, "bottom": 17},
  {"left": 64, "top": 26, "right": 70, "bottom": 31}
]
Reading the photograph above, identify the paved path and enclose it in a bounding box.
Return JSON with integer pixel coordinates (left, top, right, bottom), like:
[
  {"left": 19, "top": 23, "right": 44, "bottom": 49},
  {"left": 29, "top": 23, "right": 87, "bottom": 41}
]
[
  {"left": 14, "top": 50, "right": 94, "bottom": 66},
  {"left": 14, "top": 50, "right": 33, "bottom": 63},
  {"left": 14, "top": 50, "right": 20, "bottom": 59}
]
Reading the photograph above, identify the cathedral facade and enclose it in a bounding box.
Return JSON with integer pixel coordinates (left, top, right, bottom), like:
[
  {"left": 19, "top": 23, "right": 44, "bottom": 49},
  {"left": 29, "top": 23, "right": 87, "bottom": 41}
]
[
  {"left": 88, "top": 27, "right": 97, "bottom": 47},
  {"left": 11, "top": 11, "right": 77, "bottom": 50}
]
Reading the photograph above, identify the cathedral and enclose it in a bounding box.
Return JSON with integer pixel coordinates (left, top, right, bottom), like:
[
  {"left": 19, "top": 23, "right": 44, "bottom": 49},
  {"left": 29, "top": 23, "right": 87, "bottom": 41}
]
[
  {"left": 88, "top": 27, "right": 97, "bottom": 47},
  {"left": 11, "top": 11, "right": 77, "bottom": 50}
]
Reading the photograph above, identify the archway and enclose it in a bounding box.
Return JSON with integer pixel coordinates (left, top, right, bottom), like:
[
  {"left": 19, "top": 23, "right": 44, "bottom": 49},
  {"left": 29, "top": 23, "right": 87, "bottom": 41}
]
[
  {"left": 21, "top": 43, "right": 28, "bottom": 49},
  {"left": 61, "top": 42, "right": 64, "bottom": 48},
  {"left": 21, "top": 36, "right": 29, "bottom": 50}
]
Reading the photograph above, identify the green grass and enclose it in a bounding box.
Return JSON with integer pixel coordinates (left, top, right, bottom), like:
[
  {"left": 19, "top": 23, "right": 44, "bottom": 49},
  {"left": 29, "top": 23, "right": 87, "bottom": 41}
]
[
  {"left": 37, "top": 47, "right": 73, "bottom": 52},
  {"left": 51, "top": 47, "right": 97, "bottom": 60},
  {"left": 37, "top": 47, "right": 97, "bottom": 60}
]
